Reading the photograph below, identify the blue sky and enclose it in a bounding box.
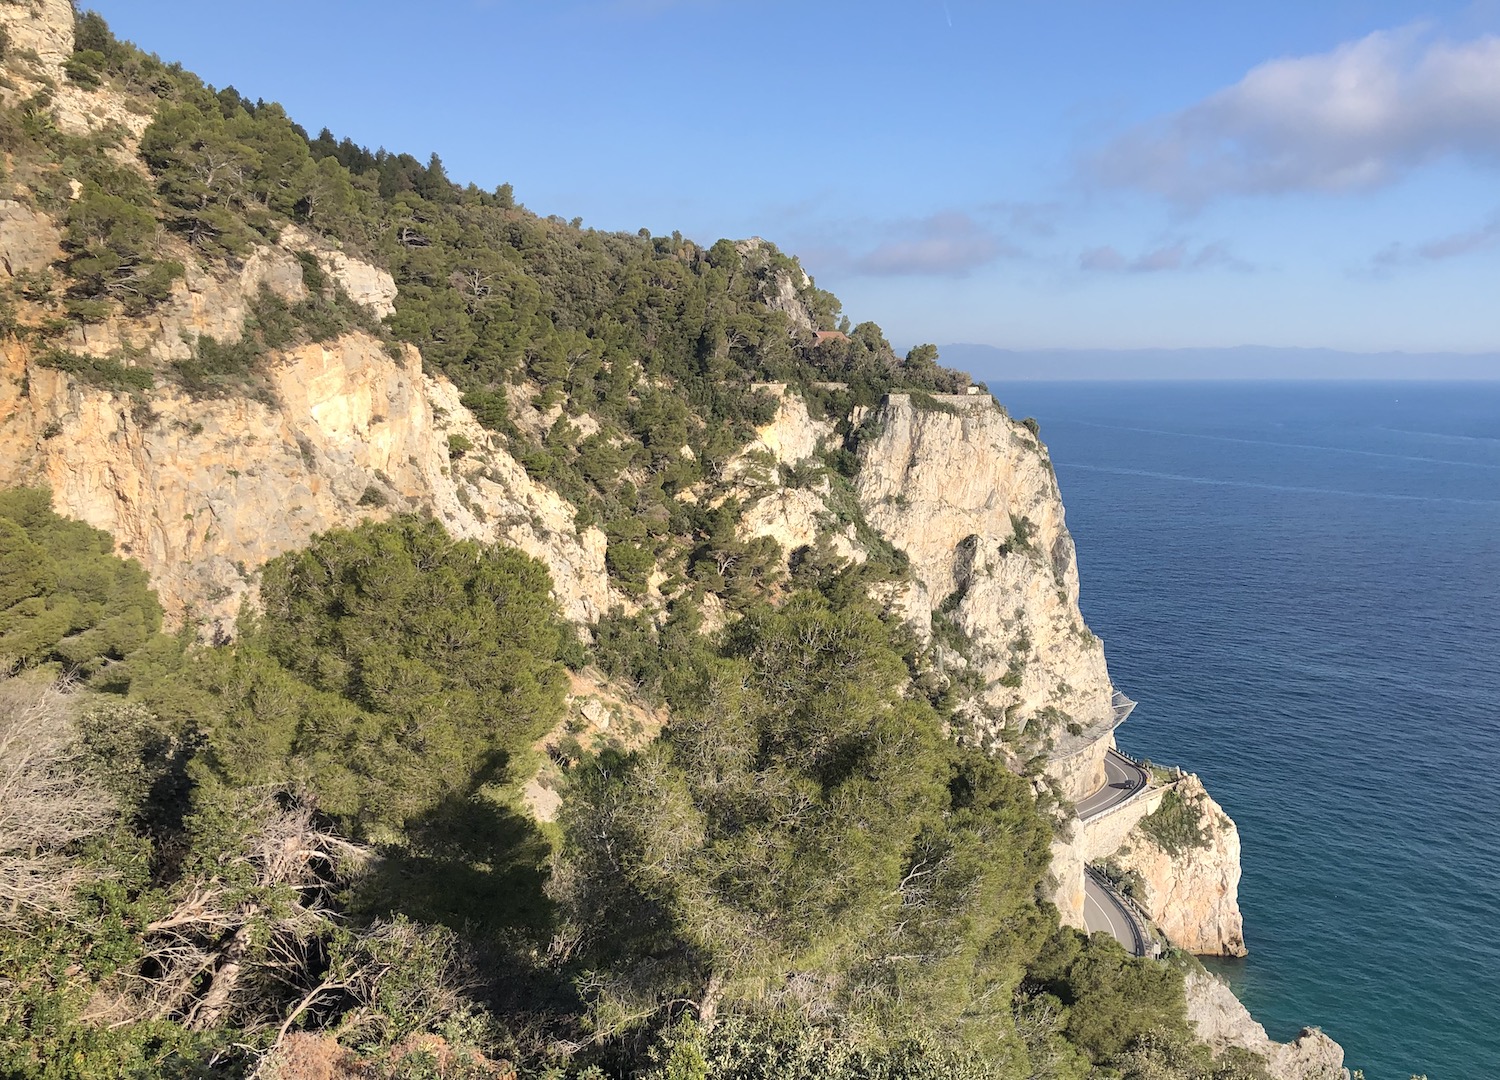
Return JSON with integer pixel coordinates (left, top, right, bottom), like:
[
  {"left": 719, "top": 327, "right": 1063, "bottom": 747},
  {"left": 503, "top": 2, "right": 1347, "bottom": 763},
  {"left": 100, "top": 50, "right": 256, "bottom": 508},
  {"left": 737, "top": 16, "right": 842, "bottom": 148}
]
[{"left": 87, "top": 1, "right": 1500, "bottom": 354}]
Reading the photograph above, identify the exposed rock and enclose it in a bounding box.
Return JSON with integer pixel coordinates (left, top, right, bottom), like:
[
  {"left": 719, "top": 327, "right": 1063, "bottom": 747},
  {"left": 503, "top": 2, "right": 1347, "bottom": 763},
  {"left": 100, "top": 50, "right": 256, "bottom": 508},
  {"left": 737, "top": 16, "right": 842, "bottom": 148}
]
[
  {"left": 724, "top": 385, "right": 833, "bottom": 480},
  {"left": 0, "top": 199, "right": 62, "bottom": 277},
  {"left": 279, "top": 225, "right": 399, "bottom": 318},
  {"left": 1185, "top": 969, "right": 1348, "bottom": 1080},
  {"left": 52, "top": 82, "right": 156, "bottom": 141},
  {"left": 741, "top": 484, "right": 861, "bottom": 568},
  {"left": 735, "top": 237, "right": 815, "bottom": 330},
  {"left": 524, "top": 670, "right": 667, "bottom": 823},
  {"left": 65, "top": 241, "right": 309, "bottom": 363},
  {"left": 1115, "top": 774, "right": 1247, "bottom": 956},
  {"left": 0, "top": 332, "right": 613, "bottom": 636},
  {"left": 726, "top": 388, "right": 862, "bottom": 569},
  {"left": 848, "top": 393, "right": 1252, "bottom": 961},
  {"left": 853, "top": 393, "right": 1118, "bottom": 796},
  {"left": 0, "top": 0, "right": 75, "bottom": 78}
]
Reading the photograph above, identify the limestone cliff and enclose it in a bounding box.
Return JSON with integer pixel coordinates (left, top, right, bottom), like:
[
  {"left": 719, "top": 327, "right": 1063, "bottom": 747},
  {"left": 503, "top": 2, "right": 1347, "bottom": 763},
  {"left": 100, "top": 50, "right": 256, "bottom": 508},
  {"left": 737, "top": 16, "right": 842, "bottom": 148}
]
[
  {"left": 724, "top": 390, "right": 1251, "bottom": 956},
  {"left": 0, "top": 5, "right": 613, "bottom": 634},
  {"left": 1115, "top": 774, "right": 1248, "bottom": 957},
  {"left": 729, "top": 387, "right": 864, "bottom": 568},
  {"left": 0, "top": 1, "right": 1338, "bottom": 1066},
  {"left": 0, "top": 0, "right": 152, "bottom": 141},
  {"left": 1185, "top": 969, "right": 1348, "bottom": 1080},
  {"left": 0, "top": 330, "right": 613, "bottom": 635},
  {"left": 852, "top": 393, "right": 1119, "bottom": 796}
]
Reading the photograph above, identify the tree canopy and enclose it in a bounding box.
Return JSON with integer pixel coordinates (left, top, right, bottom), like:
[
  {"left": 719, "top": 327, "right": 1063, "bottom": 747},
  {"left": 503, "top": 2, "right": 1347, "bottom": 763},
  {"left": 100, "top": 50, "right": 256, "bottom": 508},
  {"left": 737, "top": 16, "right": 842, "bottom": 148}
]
[
  {"left": 203, "top": 515, "right": 573, "bottom": 833},
  {"left": 555, "top": 594, "right": 1055, "bottom": 1053},
  {"left": 0, "top": 488, "right": 161, "bottom": 680}
]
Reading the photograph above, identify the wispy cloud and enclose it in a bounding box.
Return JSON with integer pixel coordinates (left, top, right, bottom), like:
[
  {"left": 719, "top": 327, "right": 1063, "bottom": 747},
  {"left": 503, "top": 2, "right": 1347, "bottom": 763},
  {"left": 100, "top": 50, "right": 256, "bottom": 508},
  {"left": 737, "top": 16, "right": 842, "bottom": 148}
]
[
  {"left": 1079, "top": 240, "right": 1251, "bottom": 274},
  {"left": 806, "top": 212, "right": 1025, "bottom": 278},
  {"left": 1373, "top": 213, "right": 1500, "bottom": 268},
  {"left": 1088, "top": 28, "right": 1500, "bottom": 203}
]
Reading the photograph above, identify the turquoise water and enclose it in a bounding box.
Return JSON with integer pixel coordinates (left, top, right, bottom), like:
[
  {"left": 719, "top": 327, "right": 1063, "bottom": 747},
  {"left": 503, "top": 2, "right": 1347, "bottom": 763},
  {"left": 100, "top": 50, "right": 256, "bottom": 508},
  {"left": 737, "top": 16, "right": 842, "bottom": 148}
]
[{"left": 993, "top": 382, "right": 1500, "bottom": 1080}]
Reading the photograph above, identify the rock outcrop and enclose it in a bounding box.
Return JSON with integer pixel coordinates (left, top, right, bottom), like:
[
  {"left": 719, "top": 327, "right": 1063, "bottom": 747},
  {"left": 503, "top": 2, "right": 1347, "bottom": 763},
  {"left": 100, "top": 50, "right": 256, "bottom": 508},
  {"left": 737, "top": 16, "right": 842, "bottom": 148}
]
[
  {"left": 728, "top": 388, "right": 864, "bottom": 568},
  {"left": 1115, "top": 774, "right": 1248, "bottom": 956},
  {"left": 1, "top": 0, "right": 75, "bottom": 76},
  {"left": 0, "top": 0, "right": 152, "bottom": 141},
  {"left": 853, "top": 393, "right": 1118, "bottom": 796},
  {"left": 0, "top": 332, "right": 613, "bottom": 635},
  {"left": 1185, "top": 969, "right": 1348, "bottom": 1080},
  {"left": 0, "top": 20, "right": 614, "bottom": 636}
]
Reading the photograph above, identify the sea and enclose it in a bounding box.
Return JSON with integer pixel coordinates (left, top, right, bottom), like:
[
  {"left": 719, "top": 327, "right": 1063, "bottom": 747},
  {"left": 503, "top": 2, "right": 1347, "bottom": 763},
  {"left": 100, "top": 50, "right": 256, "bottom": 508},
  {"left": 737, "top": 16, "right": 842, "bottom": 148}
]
[{"left": 994, "top": 381, "right": 1500, "bottom": 1080}]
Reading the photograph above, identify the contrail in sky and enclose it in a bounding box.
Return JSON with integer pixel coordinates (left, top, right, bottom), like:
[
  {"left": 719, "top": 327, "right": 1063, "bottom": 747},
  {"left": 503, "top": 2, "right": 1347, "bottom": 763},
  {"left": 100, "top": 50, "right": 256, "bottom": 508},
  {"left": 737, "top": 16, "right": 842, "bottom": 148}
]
[{"left": 942, "top": 1, "right": 953, "bottom": 26}]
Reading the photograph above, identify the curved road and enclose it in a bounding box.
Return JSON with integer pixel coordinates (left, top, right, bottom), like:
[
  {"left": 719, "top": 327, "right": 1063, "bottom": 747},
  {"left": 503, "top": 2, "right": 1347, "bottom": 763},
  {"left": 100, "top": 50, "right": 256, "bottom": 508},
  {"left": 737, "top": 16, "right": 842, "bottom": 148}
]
[
  {"left": 1076, "top": 748, "right": 1153, "bottom": 955},
  {"left": 1084, "top": 872, "right": 1148, "bottom": 956},
  {"left": 1075, "top": 748, "right": 1149, "bottom": 820}
]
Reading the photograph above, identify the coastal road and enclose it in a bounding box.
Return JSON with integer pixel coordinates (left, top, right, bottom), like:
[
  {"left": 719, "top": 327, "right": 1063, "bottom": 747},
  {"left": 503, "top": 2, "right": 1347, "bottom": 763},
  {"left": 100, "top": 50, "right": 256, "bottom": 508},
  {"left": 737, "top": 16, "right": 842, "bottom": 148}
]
[
  {"left": 1074, "top": 748, "right": 1149, "bottom": 820},
  {"left": 1076, "top": 748, "right": 1154, "bottom": 956},
  {"left": 1084, "top": 872, "right": 1148, "bottom": 956}
]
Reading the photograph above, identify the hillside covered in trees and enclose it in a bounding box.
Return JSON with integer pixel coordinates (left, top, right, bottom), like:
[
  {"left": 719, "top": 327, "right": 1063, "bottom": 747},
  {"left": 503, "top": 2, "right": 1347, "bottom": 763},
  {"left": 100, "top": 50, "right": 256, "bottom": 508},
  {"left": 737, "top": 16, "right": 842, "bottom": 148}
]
[{"left": 0, "top": 5, "right": 1299, "bottom": 1080}]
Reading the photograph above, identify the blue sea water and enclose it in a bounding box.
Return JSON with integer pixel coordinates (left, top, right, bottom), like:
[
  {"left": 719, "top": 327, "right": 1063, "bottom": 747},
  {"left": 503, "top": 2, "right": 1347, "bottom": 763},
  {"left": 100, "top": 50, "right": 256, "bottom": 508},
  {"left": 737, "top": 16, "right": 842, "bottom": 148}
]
[{"left": 993, "top": 382, "right": 1500, "bottom": 1080}]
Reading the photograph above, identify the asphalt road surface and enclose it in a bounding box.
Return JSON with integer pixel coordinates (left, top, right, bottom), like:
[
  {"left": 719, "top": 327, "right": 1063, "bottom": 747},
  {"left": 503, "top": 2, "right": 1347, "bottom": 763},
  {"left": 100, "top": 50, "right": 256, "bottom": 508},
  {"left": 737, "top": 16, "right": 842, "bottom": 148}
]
[
  {"left": 1083, "top": 872, "right": 1147, "bottom": 956},
  {"left": 1076, "top": 748, "right": 1152, "bottom": 955},
  {"left": 1074, "top": 748, "right": 1148, "bottom": 820}
]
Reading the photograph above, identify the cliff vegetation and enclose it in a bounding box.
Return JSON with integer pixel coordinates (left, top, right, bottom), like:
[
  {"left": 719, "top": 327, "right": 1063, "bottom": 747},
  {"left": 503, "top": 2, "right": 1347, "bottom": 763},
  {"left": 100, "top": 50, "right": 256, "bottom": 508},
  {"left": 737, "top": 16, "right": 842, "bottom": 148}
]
[{"left": 0, "top": 4, "right": 1353, "bottom": 1079}]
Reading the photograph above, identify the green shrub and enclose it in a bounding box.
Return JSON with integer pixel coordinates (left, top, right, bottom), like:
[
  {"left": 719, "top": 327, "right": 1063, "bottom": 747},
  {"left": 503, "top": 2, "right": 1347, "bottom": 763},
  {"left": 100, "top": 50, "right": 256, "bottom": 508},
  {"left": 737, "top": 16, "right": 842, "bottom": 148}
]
[
  {"left": 62, "top": 49, "right": 107, "bottom": 88},
  {"left": 447, "top": 432, "right": 474, "bottom": 460},
  {"left": 1138, "top": 788, "right": 1211, "bottom": 855},
  {"left": 0, "top": 487, "right": 163, "bottom": 680},
  {"left": 169, "top": 333, "right": 262, "bottom": 399},
  {"left": 34, "top": 348, "right": 154, "bottom": 394},
  {"left": 208, "top": 515, "right": 571, "bottom": 830}
]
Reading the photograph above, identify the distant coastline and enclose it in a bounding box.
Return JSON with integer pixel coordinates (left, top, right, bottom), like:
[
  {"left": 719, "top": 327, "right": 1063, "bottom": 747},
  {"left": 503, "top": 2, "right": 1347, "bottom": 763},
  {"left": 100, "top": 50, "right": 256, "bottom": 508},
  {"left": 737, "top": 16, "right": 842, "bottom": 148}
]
[{"left": 935, "top": 344, "right": 1500, "bottom": 382}]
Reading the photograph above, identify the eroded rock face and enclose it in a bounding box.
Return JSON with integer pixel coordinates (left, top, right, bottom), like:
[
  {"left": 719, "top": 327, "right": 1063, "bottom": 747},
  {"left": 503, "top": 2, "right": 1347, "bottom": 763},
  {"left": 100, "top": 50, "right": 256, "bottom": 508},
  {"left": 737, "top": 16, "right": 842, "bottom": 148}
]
[
  {"left": 0, "top": 333, "right": 612, "bottom": 635},
  {"left": 0, "top": 0, "right": 75, "bottom": 75},
  {"left": 59, "top": 228, "right": 400, "bottom": 365},
  {"left": 0, "top": 200, "right": 62, "bottom": 277},
  {"left": 1116, "top": 775, "right": 1247, "bottom": 956},
  {"left": 1185, "top": 970, "right": 1348, "bottom": 1080},
  {"left": 729, "top": 389, "right": 863, "bottom": 569},
  {"left": 853, "top": 394, "right": 1117, "bottom": 793},
  {"left": 280, "top": 225, "right": 399, "bottom": 319}
]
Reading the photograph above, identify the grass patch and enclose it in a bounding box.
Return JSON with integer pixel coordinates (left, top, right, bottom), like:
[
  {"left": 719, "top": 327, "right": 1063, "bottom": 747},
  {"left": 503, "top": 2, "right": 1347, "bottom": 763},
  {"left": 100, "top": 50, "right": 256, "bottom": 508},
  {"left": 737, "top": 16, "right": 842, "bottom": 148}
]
[
  {"left": 1138, "top": 787, "right": 1211, "bottom": 855},
  {"left": 35, "top": 347, "right": 153, "bottom": 393}
]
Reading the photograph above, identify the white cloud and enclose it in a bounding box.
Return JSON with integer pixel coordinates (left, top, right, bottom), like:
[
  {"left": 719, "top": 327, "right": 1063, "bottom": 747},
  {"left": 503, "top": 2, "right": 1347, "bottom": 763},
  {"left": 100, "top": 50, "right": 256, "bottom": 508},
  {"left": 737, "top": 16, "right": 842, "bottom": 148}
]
[
  {"left": 1090, "top": 28, "right": 1500, "bottom": 202},
  {"left": 825, "top": 212, "right": 1023, "bottom": 277},
  {"left": 1079, "top": 240, "right": 1251, "bottom": 274},
  {"left": 1373, "top": 213, "right": 1500, "bottom": 267}
]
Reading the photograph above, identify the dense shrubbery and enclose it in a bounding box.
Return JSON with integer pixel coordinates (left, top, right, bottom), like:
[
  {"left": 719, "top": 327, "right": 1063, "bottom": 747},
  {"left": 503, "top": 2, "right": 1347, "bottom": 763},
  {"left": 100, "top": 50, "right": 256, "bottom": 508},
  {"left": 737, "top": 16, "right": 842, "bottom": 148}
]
[
  {"left": 0, "top": 5, "right": 1259, "bottom": 1075},
  {"left": 555, "top": 594, "right": 1055, "bottom": 1050},
  {"left": 0, "top": 488, "right": 162, "bottom": 680},
  {"left": 0, "top": 492, "right": 1252, "bottom": 1078},
  {"left": 207, "top": 515, "right": 575, "bottom": 832},
  {"left": 1139, "top": 788, "right": 1212, "bottom": 855}
]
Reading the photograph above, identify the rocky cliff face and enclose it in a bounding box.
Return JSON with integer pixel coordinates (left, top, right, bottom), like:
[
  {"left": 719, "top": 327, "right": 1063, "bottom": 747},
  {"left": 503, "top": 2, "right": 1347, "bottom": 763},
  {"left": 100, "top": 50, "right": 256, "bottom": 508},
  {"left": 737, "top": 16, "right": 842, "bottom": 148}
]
[
  {"left": 0, "top": 6, "right": 613, "bottom": 635},
  {"left": 0, "top": 329, "right": 613, "bottom": 636},
  {"left": 2, "top": 0, "right": 74, "bottom": 77},
  {"left": 1, "top": 0, "right": 151, "bottom": 140},
  {"left": 1115, "top": 775, "right": 1248, "bottom": 957},
  {"left": 726, "top": 390, "right": 1252, "bottom": 958},
  {"left": 1185, "top": 969, "right": 1348, "bottom": 1080},
  {"left": 0, "top": 2, "right": 1337, "bottom": 1065},
  {"left": 852, "top": 393, "right": 1118, "bottom": 793}
]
